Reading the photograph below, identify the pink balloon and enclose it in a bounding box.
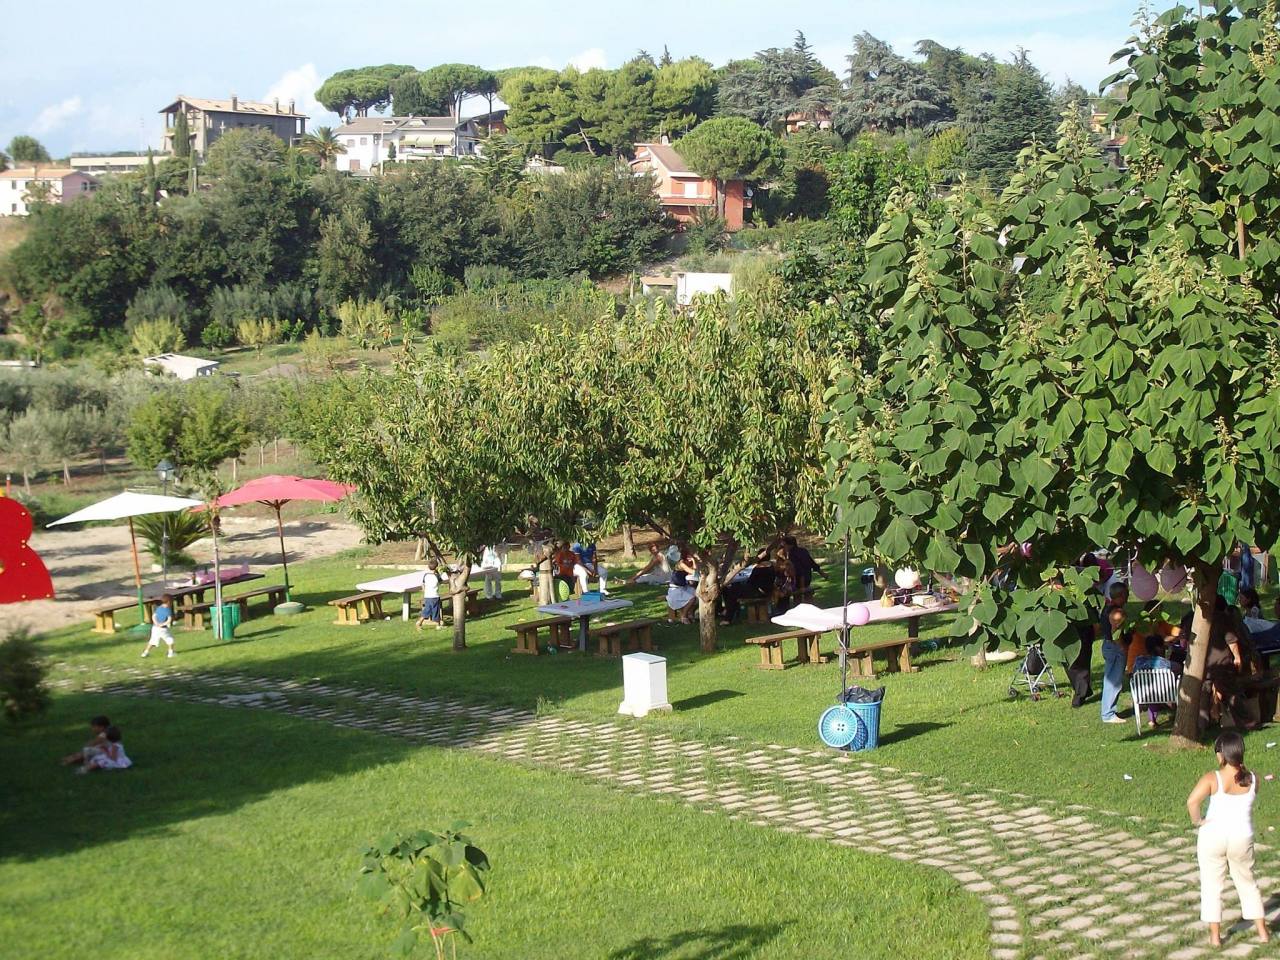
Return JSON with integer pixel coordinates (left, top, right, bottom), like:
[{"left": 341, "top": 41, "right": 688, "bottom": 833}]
[
  {"left": 849, "top": 603, "right": 871, "bottom": 626},
  {"left": 1159, "top": 563, "right": 1188, "bottom": 594},
  {"left": 1130, "top": 563, "right": 1159, "bottom": 602}
]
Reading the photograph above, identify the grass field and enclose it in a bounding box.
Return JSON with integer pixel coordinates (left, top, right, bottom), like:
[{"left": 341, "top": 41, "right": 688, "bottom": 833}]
[
  {"left": 27, "top": 549, "right": 1275, "bottom": 831},
  {"left": 0, "top": 695, "right": 989, "bottom": 960},
  {"left": 11, "top": 546, "right": 1275, "bottom": 958}
]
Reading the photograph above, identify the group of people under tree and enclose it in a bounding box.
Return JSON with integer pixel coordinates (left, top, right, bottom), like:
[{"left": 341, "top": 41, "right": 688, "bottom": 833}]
[
  {"left": 1062, "top": 547, "right": 1280, "bottom": 734},
  {"left": 627, "top": 534, "right": 825, "bottom": 625}
]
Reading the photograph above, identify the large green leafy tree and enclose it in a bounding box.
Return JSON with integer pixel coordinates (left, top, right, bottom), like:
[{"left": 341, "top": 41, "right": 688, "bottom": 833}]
[
  {"left": 289, "top": 354, "right": 529, "bottom": 651},
  {"left": 827, "top": 2, "right": 1280, "bottom": 745},
  {"left": 835, "top": 34, "right": 948, "bottom": 136},
  {"left": 676, "top": 117, "right": 781, "bottom": 216},
  {"left": 502, "top": 69, "right": 573, "bottom": 155},
  {"left": 515, "top": 166, "right": 668, "bottom": 277},
  {"left": 578, "top": 286, "right": 830, "bottom": 654},
  {"left": 6, "top": 136, "right": 51, "bottom": 165},
  {"left": 652, "top": 57, "right": 718, "bottom": 138}
]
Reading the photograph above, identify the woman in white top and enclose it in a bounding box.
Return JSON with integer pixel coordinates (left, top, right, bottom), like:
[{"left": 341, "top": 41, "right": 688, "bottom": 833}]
[
  {"left": 480, "top": 545, "right": 505, "bottom": 600},
  {"left": 1187, "top": 731, "right": 1269, "bottom": 946}
]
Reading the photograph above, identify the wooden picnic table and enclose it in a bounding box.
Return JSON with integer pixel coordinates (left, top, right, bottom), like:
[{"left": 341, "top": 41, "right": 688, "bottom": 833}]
[
  {"left": 537, "top": 597, "right": 634, "bottom": 652},
  {"left": 770, "top": 599, "right": 959, "bottom": 676},
  {"left": 91, "top": 572, "right": 263, "bottom": 634},
  {"left": 356, "top": 569, "right": 483, "bottom": 621}
]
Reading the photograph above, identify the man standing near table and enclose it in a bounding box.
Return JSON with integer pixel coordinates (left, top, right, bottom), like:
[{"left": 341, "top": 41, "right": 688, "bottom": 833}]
[{"left": 783, "top": 535, "right": 825, "bottom": 589}]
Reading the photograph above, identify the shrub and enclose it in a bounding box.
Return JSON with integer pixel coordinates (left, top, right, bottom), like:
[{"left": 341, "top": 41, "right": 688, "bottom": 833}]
[
  {"left": 236, "top": 317, "right": 280, "bottom": 356},
  {"left": 409, "top": 264, "right": 453, "bottom": 306},
  {"left": 126, "top": 285, "right": 190, "bottom": 336},
  {"left": 0, "top": 628, "right": 51, "bottom": 723},
  {"left": 201, "top": 317, "right": 236, "bottom": 350},
  {"left": 130, "top": 317, "right": 186, "bottom": 357},
  {"left": 335, "top": 299, "right": 392, "bottom": 349},
  {"left": 683, "top": 210, "right": 728, "bottom": 255},
  {"left": 356, "top": 824, "right": 490, "bottom": 960},
  {"left": 462, "top": 264, "right": 514, "bottom": 292}
]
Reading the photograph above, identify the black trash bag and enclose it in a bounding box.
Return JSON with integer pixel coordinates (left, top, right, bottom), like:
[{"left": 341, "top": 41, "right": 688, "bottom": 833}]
[{"left": 838, "top": 685, "right": 885, "bottom": 704}]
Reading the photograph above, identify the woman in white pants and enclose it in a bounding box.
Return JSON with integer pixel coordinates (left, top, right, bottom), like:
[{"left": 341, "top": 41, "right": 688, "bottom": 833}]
[
  {"left": 480, "top": 544, "right": 505, "bottom": 600},
  {"left": 1187, "top": 731, "right": 1269, "bottom": 947}
]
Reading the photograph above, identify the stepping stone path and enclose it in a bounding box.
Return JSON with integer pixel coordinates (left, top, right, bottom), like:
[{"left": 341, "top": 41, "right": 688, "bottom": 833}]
[{"left": 55, "top": 664, "right": 1280, "bottom": 959}]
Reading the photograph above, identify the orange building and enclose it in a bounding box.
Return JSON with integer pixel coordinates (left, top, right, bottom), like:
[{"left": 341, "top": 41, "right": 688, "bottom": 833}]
[{"left": 630, "top": 141, "right": 749, "bottom": 231}]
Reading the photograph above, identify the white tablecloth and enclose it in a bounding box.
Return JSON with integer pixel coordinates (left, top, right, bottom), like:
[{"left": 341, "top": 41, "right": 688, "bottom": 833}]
[
  {"left": 771, "top": 600, "right": 958, "bottom": 633},
  {"left": 537, "top": 598, "right": 634, "bottom": 619}
]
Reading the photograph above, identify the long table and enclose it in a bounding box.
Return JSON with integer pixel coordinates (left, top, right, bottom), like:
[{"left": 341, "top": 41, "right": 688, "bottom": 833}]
[
  {"left": 771, "top": 599, "right": 959, "bottom": 675},
  {"left": 356, "top": 567, "right": 485, "bottom": 621}
]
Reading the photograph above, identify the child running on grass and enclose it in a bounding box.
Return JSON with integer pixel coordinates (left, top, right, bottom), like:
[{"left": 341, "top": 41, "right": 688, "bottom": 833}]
[
  {"left": 415, "top": 560, "right": 443, "bottom": 631},
  {"left": 141, "top": 594, "right": 176, "bottom": 658}
]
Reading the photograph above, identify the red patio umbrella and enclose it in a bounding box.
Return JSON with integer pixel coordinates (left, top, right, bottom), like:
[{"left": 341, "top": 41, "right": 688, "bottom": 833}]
[{"left": 214, "top": 475, "right": 354, "bottom": 600}]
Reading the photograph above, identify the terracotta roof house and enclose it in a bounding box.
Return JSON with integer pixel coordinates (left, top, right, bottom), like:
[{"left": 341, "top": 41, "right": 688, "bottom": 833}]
[
  {"left": 630, "top": 141, "right": 750, "bottom": 231},
  {"left": 160, "top": 94, "right": 307, "bottom": 158},
  {"left": 783, "top": 108, "right": 833, "bottom": 134},
  {"left": 0, "top": 167, "right": 99, "bottom": 216}
]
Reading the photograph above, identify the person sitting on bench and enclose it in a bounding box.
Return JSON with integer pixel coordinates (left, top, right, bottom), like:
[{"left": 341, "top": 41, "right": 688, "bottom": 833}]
[{"left": 719, "top": 556, "right": 776, "bottom": 626}]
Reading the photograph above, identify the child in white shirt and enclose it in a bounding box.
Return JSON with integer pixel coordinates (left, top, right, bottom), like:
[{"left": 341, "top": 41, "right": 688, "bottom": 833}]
[
  {"left": 80, "top": 725, "right": 132, "bottom": 773},
  {"left": 416, "top": 561, "right": 443, "bottom": 630}
]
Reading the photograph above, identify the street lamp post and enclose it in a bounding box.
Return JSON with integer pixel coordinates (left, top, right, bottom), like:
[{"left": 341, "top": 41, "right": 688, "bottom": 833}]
[{"left": 156, "top": 459, "right": 176, "bottom": 584}]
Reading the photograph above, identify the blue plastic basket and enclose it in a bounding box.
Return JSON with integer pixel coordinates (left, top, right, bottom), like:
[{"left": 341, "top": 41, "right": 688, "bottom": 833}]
[
  {"left": 817, "top": 701, "right": 882, "bottom": 752},
  {"left": 581, "top": 590, "right": 603, "bottom": 602}
]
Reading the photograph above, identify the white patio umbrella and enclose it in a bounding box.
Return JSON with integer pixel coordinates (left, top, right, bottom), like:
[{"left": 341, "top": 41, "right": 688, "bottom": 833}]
[{"left": 49, "top": 491, "right": 203, "bottom": 627}]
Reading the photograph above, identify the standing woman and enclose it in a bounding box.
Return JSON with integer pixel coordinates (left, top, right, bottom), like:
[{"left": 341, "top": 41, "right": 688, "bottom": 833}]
[{"left": 1187, "top": 731, "right": 1269, "bottom": 947}]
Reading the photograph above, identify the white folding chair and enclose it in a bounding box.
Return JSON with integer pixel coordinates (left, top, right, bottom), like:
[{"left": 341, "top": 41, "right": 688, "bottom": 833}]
[{"left": 1129, "top": 667, "right": 1178, "bottom": 735}]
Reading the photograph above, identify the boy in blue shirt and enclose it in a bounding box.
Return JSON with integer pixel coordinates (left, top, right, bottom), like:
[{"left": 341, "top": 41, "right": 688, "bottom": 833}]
[{"left": 142, "top": 594, "right": 176, "bottom": 658}]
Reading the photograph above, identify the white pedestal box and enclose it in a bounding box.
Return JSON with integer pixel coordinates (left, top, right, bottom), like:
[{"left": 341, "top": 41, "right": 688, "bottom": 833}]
[{"left": 618, "top": 652, "right": 673, "bottom": 718}]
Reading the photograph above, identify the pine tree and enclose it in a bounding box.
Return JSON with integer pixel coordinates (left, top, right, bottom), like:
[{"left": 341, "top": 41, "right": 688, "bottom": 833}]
[
  {"left": 964, "top": 50, "right": 1057, "bottom": 185},
  {"left": 172, "top": 110, "right": 191, "bottom": 159}
]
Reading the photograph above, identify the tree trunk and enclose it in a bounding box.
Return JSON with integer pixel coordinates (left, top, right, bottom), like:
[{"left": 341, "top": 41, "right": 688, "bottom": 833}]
[
  {"left": 715, "top": 180, "right": 726, "bottom": 218},
  {"left": 449, "top": 564, "right": 469, "bottom": 651},
  {"left": 62, "top": 459, "right": 71, "bottom": 486},
  {"left": 1172, "top": 567, "right": 1218, "bottom": 746},
  {"left": 22, "top": 469, "right": 31, "bottom": 495},
  {"left": 274, "top": 438, "right": 279, "bottom": 462},
  {"left": 413, "top": 538, "right": 427, "bottom": 562},
  {"left": 971, "top": 648, "right": 988, "bottom": 669},
  {"left": 622, "top": 524, "right": 636, "bottom": 560},
  {"left": 696, "top": 557, "right": 720, "bottom": 654},
  {"left": 536, "top": 544, "right": 554, "bottom": 605},
  {"left": 259, "top": 443, "right": 265, "bottom": 467},
  {"left": 231, "top": 458, "right": 238, "bottom": 484}
]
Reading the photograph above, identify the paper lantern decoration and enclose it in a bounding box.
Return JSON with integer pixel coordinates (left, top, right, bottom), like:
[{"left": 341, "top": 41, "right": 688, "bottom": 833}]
[
  {"left": 894, "top": 567, "right": 920, "bottom": 589},
  {"left": 849, "top": 603, "right": 871, "bottom": 626},
  {"left": 1130, "top": 563, "right": 1159, "bottom": 602},
  {"left": 1159, "top": 563, "right": 1188, "bottom": 594},
  {"left": 0, "top": 498, "right": 55, "bottom": 604}
]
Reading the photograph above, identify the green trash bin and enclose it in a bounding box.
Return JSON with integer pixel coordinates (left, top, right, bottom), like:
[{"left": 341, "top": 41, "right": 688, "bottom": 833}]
[{"left": 213, "top": 603, "right": 239, "bottom": 639}]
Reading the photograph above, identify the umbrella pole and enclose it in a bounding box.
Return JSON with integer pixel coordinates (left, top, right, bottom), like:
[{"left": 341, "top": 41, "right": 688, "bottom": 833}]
[
  {"left": 274, "top": 502, "right": 291, "bottom": 600},
  {"left": 128, "top": 516, "right": 146, "bottom": 625}
]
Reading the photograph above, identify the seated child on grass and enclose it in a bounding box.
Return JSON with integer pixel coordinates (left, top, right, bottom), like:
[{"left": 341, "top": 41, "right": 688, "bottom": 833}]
[
  {"left": 60, "top": 715, "right": 110, "bottom": 767},
  {"left": 80, "top": 725, "right": 132, "bottom": 773}
]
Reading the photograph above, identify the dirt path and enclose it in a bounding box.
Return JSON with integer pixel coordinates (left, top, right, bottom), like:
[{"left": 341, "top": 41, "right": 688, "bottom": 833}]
[{"left": 3, "top": 515, "right": 365, "bottom": 635}]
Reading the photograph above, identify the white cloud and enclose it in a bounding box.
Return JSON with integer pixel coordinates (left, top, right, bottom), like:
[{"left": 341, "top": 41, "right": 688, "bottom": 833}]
[
  {"left": 263, "top": 63, "right": 336, "bottom": 125},
  {"left": 531, "top": 48, "right": 609, "bottom": 72},
  {"left": 568, "top": 47, "right": 608, "bottom": 71},
  {"left": 31, "top": 96, "right": 82, "bottom": 134}
]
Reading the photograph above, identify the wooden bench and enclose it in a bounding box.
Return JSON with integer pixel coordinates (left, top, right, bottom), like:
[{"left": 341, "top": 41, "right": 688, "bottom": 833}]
[
  {"left": 506, "top": 615, "right": 573, "bottom": 655},
  {"left": 591, "top": 618, "right": 660, "bottom": 657},
  {"left": 330, "top": 591, "right": 387, "bottom": 626},
  {"left": 91, "top": 601, "right": 138, "bottom": 634},
  {"left": 230, "top": 585, "right": 288, "bottom": 616},
  {"left": 745, "top": 630, "right": 826, "bottom": 670},
  {"left": 847, "top": 636, "right": 916, "bottom": 677}
]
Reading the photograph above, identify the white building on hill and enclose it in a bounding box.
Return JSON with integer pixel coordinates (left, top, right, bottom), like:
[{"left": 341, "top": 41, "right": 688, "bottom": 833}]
[
  {"left": 334, "top": 116, "right": 481, "bottom": 173},
  {"left": 1, "top": 167, "right": 99, "bottom": 216},
  {"left": 143, "top": 354, "right": 220, "bottom": 380}
]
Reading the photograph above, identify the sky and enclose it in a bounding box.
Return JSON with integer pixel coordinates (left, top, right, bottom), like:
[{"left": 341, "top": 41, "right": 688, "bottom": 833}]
[{"left": 0, "top": 0, "right": 1139, "bottom": 158}]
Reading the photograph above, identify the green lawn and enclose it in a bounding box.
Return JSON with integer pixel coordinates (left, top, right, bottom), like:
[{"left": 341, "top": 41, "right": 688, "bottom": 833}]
[
  {"left": 0, "top": 695, "right": 988, "bottom": 960},
  {"left": 34, "top": 549, "right": 1264, "bottom": 832}
]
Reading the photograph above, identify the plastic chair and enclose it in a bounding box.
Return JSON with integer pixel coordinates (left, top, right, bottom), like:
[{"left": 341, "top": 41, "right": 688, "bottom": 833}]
[{"left": 1129, "top": 667, "right": 1178, "bottom": 735}]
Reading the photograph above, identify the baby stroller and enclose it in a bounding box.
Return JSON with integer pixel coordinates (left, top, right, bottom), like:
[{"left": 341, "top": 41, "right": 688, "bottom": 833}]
[{"left": 1008, "top": 641, "right": 1062, "bottom": 701}]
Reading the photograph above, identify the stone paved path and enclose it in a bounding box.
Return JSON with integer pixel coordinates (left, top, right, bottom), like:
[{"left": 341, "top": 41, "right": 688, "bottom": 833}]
[{"left": 56, "top": 664, "right": 1280, "bottom": 960}]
